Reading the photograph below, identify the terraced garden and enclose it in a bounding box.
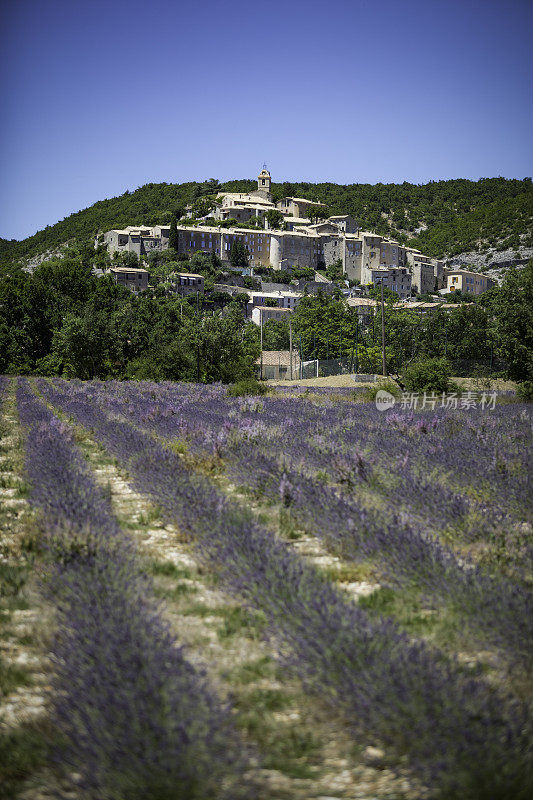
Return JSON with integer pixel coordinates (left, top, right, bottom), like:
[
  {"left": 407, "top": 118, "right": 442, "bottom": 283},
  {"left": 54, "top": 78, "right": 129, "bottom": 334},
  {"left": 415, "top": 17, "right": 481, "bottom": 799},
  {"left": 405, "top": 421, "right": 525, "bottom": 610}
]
[{"left": 1, "top": 377, "right": 531, "bottom": 799}]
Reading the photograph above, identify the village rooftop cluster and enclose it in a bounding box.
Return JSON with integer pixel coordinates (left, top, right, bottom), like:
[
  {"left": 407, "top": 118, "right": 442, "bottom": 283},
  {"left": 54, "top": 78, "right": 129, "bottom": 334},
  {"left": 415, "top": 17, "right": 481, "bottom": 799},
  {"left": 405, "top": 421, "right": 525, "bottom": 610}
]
[{"left": 98, "top": 168, "right": 495, "bottom": 303}]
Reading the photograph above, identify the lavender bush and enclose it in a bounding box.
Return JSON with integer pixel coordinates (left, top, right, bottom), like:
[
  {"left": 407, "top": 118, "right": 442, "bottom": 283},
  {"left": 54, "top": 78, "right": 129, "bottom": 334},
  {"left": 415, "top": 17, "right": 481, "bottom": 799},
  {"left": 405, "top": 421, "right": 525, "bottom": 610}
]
[
  {"left": 62, "top": 379, "right": 532, "bottom": 664},
  {"left": 17, "top": 381, "right": 245, "bottom": 800},
  {"left": 37, "top": 377, "right": 533, "bottom": 799}
]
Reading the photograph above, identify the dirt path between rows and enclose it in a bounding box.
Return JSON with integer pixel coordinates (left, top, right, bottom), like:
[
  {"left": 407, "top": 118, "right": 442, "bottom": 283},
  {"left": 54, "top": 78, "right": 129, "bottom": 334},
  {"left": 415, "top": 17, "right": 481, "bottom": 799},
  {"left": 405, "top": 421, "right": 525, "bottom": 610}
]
[{"left": 71, "top": 422, "right": 420, "bottom": 799}]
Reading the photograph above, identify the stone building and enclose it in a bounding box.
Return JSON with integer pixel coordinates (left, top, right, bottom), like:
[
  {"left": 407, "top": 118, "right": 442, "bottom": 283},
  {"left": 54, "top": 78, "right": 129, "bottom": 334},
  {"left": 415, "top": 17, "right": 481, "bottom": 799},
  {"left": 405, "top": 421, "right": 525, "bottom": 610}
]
[
  {"left": 256, "top": 350, "right": 301, "bottom": 380},
  {"left": 246, "top": 290, "right": 302, "bottom": 316},
  {"left": 180, "top": 226, "right": 223, "bottom": 258},
  {"left": 108, "top": 266, "right": 149, "bottom": 293},
  {"left": 328, "top": 215, "right": 358, "bottom": 234},
  {"left": 346, "top": 297, "right": 378, "bottom": 324},
  {"left": 366, "top": 268, "right": 412, "bottom": 300},
  {"left": 444, "top": 269, "right": 495, "bottom": 296},
  {"left": 251, "top": 306, "right": 293, "bottom": 325},
  {"left": 169, "top": 272, "right": 205, "bottom": 296},
  {"left": 276, "top": 196, "right": 328, "bottom": 219},
  {"left": 99, "top": 168, "right": 451, "bottom": 295},
  {"left": 103, "top": 227, "right": 160, "bottom": 258},
  {"left": 406, "top": 248, "right": 445, "bottom": 293},
  {"left": 213, "top": 167, "right": 275, "bottom": 222}
]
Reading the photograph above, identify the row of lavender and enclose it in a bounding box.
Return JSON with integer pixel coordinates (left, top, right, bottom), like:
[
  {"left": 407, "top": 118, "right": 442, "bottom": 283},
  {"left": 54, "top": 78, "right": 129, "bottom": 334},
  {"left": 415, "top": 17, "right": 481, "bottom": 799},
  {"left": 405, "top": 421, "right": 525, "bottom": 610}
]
[
  {"left": 79, "top": 378, "right": 532, "bottom": 534},
  {"left": 15, "top": 380, "right": 245, "bottom": 800},
  {"left": 38, "top": 378, "right": 533, "bottom": 799},
  {"left": 60, "top": 378, "right": 532, "bottom": 668}
]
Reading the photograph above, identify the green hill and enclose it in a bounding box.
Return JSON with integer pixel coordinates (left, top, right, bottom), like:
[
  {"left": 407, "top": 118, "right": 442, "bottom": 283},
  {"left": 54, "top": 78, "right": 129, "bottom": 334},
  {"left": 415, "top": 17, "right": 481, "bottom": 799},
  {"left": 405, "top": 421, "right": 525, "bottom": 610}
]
[{"left": 2, "top": 177, "right": 532, "bottom": 267}]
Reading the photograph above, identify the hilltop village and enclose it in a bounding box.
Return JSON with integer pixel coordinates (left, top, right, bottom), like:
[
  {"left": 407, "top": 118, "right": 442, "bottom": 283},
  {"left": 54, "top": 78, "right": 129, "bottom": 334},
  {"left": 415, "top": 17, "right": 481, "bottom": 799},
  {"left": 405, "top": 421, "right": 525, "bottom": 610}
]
[{"left": 98, "top": 169, "right": 495, "bottom": 303}]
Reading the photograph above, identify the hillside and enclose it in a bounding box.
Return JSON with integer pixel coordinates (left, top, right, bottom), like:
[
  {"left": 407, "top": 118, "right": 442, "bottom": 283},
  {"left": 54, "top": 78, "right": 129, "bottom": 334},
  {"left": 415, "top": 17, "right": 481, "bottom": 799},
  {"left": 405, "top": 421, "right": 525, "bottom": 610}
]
[
  {"left": 0, "top": 237, "right": 18, "bottom": 254},
  {"left": 1, "top": 177, "right": 532, "bottom": 269}
]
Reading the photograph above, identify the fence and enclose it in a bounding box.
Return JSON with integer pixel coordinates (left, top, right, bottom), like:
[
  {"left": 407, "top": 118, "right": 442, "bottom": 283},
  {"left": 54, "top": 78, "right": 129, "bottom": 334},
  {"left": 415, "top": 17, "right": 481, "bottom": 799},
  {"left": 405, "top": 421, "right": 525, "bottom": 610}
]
[{"left": 299, "top": 359, "right": 378, "bottom": 381}]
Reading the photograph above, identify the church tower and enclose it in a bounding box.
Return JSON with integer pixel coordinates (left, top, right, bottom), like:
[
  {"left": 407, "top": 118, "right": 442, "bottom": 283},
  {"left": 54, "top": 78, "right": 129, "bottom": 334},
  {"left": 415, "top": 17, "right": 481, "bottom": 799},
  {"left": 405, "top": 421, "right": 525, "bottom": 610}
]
[{"left": 256, "top": 165, "right": 272, "bottom": 198}]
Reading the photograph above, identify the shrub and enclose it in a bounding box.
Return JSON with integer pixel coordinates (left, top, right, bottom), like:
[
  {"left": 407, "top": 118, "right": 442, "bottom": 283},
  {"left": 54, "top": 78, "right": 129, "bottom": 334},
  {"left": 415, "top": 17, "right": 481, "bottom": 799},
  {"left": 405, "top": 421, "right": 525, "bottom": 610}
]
[
  {"left": 516, "top": 380, "right": 533, "bottom": 402},
  {"left": 402, "top": 358, "right": 451, "bottom": 394},
  {"left": 227, "top": 379, "right": 269, "bottom": 397},
  {"left": 365, "top": 379, "right": 401, "bottom": 401}
]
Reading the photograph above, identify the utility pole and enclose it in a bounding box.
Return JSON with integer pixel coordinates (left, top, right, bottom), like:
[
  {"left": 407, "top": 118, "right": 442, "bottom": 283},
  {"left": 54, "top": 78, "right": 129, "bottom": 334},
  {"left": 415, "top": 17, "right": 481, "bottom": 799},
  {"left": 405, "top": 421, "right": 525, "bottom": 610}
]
[
  {"left": 355, "top": 317, "right": 359, "bottom": 374},
  {"left": 260, "top": 307, "right": 263, "bottom": 381},
  {"left": 289, "top": 316, "right": 293, "bottom": 380},
  {"left": 380, "top": 279, "right": 387, "bottom": 377},
  {"left": 196, "top": 333, "right": 201, "bottom": 383}
]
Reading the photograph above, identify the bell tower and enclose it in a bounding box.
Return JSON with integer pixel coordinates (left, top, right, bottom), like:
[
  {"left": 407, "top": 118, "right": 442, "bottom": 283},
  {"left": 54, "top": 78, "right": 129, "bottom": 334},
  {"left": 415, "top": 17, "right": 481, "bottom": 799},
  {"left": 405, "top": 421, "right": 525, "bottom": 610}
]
[{"left": 257, "top": 164, "right": 272, "bottom": 197}]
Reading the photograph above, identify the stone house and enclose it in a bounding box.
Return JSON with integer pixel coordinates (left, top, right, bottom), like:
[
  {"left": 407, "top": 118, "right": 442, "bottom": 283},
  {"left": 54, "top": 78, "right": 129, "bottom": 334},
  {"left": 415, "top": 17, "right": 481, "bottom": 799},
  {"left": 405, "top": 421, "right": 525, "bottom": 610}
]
[
  {"left": 276, "top": 196, "right": 328, "bottom": 219},
  {"left": 108, "top": 266, "right": 149, "bottom": 293},
  {"left": 251, "top": 306, "right": 293, "bottom": 325},
  {"left": 444, "top": 269, "right": 495, "bottom": 295},
  {"left": 169, "top": 272, "right": 204, "bottom": 296},
  {"left": 367, "top": 268, "right": 412, "bottom": 300},
  {"left": 256, "top": 350, "right": 301, "bottom": 380},
  {"left": 246, "top": 290, "right": 302, "bottom": 316}
]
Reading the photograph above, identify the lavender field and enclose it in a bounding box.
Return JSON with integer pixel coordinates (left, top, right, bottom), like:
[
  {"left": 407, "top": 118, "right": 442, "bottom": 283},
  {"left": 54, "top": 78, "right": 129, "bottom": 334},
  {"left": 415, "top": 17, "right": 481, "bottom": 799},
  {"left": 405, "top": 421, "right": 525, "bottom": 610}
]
[{"left": 1, "top": 376, "right": 532, "bottom": 800}]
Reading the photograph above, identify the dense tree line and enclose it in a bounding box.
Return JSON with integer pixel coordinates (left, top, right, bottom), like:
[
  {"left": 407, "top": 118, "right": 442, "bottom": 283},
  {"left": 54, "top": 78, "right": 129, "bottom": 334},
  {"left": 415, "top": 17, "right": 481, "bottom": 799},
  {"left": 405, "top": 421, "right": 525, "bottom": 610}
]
[
  {"left": 2, "top": 177, "right": 531, "bottom": 268},
  {"left": 0, "top": 247, "right": 259, "bottom": 382},
  {"left": 290, "top": 264, "right": 533, "bottom": 380}
]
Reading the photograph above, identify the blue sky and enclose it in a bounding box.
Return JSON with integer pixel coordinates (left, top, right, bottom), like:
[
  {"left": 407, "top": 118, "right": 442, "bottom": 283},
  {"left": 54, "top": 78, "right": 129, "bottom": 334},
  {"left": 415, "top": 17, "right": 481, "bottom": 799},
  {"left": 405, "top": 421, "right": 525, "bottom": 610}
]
[{"left": 1, "top": 0, "right": 531, "bottom": 240}]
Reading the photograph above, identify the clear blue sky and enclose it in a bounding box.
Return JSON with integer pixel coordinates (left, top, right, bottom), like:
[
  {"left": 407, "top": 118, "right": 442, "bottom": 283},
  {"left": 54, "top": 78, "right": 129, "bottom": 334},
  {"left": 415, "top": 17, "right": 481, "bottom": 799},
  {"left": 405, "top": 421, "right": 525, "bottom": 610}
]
[{"left": 1, "top": 0, "right": 531, "bottom": 240}]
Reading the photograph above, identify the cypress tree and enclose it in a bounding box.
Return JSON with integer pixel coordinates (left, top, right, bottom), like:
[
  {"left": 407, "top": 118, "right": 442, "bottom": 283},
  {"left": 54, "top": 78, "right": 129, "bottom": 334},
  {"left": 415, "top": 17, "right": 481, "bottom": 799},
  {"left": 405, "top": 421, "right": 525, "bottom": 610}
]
[{"left": 169, "top": 214, "right": 179, "bottom": 252}]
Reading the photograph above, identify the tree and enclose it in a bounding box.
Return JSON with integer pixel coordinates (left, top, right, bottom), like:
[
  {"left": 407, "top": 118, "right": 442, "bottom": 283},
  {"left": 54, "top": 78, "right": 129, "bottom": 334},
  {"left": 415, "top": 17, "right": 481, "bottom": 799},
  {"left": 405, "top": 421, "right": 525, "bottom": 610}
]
[
  {"left": 325, "top": 259, "right": 343, "bottom": 281},
  {"left": 242, "top": 275, "right": 260, "bottom": 289},
  {"left": 169, "top": 214, "right": 179, "bottom": 251},
  {"left": 262, "top": 319, "right": 290, "bottom": 350},
  {"left": 113, "top": 250, "right": 139, "bottom": 267},
  {"left": 443, "top": 305, "right": 490, "bottom": 361},
  {"left": 492, "top": 262, "right": 533, "bottom": 381},
  {"left": 271, "top": 182, "right": 295, "bottom": 204},
  {"left": 265, "top": 209, "right": 284, "bottom": 229},
  {"left": 229, "top": 240, "right": 249, "bottom": 267},
  {"left": 191, "top": 198, "right": 215, "bottom": 218},
  {"left": 307, "top": 204, "right": 330, "bottom": 223},
  {"left": 177, "top": 308, "right": 259, "bottom": 383},
  {"left": 189, "top": 251, "right": 219, "bottom": 277},
  {"left": 49, "top": 310, "right": 121, "bottom": 379},
  {"left": 292, "top": 292, "right": 357, "bottom": 359},
  {"left": 367, "top": 283, "right": 398, "bottom": 302},
  {"left": 202, "top": 178, "right": 221, "bottom": 194},
  {"left": 233, "top": 292, "right": 250, "bottom": 307},
  {"left": 402, "top": 357, "right": 452, "bottom": 393}
]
